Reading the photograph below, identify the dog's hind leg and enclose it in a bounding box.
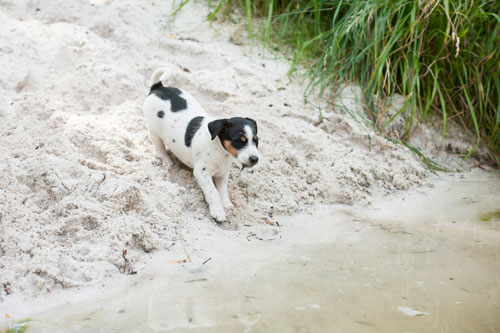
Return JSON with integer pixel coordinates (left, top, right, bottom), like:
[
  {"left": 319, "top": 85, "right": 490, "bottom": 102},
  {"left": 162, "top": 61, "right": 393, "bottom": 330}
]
[
  {"left": 214, "top": 172, "right": 233, "bottom": 209},
  {"left": 149, "top": 131, "right": 172, "bottom": 167}
]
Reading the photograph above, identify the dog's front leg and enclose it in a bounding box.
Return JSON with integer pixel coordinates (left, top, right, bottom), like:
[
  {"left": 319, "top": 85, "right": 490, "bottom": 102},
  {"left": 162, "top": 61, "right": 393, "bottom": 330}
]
[
  {"left": 214, "top": 171, "right": 233, "bottom": 209},
  {"left": 194, "top": 166, "right": 226, "bottom": 222}
]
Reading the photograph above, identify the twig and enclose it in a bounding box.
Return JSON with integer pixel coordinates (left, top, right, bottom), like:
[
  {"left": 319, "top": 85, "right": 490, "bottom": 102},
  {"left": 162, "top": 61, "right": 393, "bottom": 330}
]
[
  {"left": 202, "top": 258, "right": 212, "bottom": 265},
  {"left": 167, "top": 259, "right": 186, "bottom": 264},
  {"left": 247, "top": 233, "right": 280, "bottom": 242},
  {"left": 118, "top": 249, "right": 137, "bottom": 275},
  {"left": 2, "top": 282, "right": 12, "bottom": 295},
  {"left": 238, "top": 164, "right": 246, "bottom": 176},
  {"left": 180, "top": 239, "right": 192, "bottom": 263},
  {"left": 264, "top": 218, "right": 279, "bottom": 226},
  {"left": 184, "top": 278, "right": 207, "bottom": 283},
  {"left": 247, "top": 233, "right": 258, "bottom": 241}
]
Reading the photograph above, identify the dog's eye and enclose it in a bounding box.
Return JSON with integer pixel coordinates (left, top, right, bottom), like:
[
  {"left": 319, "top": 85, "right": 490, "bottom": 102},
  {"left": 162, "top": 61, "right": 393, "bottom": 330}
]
[{"left": 253, "top": 136, "right": 258, "bottom": 142}]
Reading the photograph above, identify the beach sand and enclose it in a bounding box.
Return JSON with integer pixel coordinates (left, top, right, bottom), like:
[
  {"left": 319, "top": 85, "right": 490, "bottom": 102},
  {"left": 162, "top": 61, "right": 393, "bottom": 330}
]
[{"left": 0, "top": 0, "right": 493, "bottom": 318}]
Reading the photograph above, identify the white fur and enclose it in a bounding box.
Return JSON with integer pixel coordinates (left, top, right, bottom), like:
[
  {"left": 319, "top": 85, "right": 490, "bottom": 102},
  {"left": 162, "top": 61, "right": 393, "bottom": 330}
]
[
  {"left": 143, "top": 68, "right": 257, "bottom": 222},
  {"left": 236, "top": 125, "right": 260, "bottom": 165}
]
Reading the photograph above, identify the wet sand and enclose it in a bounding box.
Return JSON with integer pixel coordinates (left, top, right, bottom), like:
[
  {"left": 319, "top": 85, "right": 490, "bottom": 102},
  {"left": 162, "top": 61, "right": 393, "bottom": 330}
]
[{"left": 3, "top": 169, "right": 499, "bottom": 332}]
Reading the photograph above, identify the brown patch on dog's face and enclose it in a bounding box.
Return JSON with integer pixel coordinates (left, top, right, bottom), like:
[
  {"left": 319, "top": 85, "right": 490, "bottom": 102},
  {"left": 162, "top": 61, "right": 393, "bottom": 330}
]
[
  {"left": 224, "top": 140, "right": 239, "bottom": 158},
  {"left": 214, "top": 117, "right": 259, "bottom": 165}
]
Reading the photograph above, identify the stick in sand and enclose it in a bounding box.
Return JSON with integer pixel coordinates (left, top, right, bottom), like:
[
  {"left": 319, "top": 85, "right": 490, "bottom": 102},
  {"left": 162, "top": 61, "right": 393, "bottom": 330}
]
[
  {"left": 167, "top": 259, "right": 186, "bottom": 264},
  {"left": 180, "top": 239, "right": 192, "bottom": 263}
]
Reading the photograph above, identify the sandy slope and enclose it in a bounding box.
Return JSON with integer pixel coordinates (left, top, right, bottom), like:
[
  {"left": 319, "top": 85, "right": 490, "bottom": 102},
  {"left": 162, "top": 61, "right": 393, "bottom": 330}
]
[{"left": 0, "top": 0, "right": 487, "bottom": 309}]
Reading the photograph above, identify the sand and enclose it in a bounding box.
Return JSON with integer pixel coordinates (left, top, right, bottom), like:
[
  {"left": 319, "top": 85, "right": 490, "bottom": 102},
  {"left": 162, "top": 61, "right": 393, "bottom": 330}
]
[{"left": 0, "top": 0, "right": 493, "bottom": 316}]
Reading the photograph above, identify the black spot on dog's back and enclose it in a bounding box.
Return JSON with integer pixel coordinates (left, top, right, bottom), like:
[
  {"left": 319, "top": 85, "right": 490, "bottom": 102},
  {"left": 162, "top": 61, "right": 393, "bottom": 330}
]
[
  {"left": 149, "top": 82, "right": 187, "bottom": 112},
  {"left": 157, "top": 110, "right": 164, "bottom": 118},
  {"left": 185, "top": 116, "right": 204, "bottom": 147}
]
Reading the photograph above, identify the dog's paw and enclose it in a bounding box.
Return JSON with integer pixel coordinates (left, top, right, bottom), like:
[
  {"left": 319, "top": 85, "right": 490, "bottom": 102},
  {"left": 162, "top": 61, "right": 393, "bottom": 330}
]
[
  {"left": 210, "top": 207, "right": 227, "bottom": 223},
  {"left": 222, "top": 200, "right": 234, "bottom": 209},
  {"left": 161, "top": 156, "right": 173, "bottom": 168}
]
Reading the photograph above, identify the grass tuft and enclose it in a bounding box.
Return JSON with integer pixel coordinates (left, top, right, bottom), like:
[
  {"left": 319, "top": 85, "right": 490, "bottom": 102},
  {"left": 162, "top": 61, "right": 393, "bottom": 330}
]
[
  {"left": 5, "top": 319, "right": 32, "bottom": 333},
  {"left": 479, "top": 209, "right": 500, "bottom": 222},
  {"left": 205, "top": 0, "right": 500, "bottom": 164}
]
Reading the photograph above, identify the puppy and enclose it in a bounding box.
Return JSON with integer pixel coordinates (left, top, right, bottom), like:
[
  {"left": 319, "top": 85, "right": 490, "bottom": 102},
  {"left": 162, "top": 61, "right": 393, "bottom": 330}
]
[{"left": 143, "top": 68, "right": 260, "bottom": 222}]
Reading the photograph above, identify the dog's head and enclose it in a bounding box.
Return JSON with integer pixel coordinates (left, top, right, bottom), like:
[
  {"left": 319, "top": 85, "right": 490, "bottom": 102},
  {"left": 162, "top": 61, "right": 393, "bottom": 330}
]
[{"left": 208, "top": 117, "right": 260, "bottom": 167}]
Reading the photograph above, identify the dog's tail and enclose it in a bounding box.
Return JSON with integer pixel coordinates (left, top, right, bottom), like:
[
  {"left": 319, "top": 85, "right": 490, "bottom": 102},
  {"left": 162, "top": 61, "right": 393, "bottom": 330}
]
[{"left": 149, "top": 67, "right": 172, "bottom": 87}]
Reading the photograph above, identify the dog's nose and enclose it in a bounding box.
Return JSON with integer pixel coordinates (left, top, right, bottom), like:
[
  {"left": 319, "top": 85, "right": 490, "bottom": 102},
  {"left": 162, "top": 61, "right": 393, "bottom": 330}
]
[{"left": 249, "top": 155, "right": 259, "bottom": 165}]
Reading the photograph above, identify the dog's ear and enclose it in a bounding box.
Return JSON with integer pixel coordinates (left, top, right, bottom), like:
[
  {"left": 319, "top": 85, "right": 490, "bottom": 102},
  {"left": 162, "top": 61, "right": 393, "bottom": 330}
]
[
  {"left": 245, "top": 118, "right": 257, "bottom": 133},
  {"left": 208, "top": 119, "right": 228, "bottom": 140}
]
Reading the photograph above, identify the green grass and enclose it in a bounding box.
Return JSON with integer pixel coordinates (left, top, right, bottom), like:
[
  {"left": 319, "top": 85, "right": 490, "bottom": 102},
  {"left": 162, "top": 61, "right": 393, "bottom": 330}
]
[
  {"left": 479, "top": 209, "right": 500, "bottom": 221},
  {"left": 205, "top": 0, "right": 500, "bottom": 165},
  {"left": 4, "top": 319, "right": 32, "bottom": 333}
]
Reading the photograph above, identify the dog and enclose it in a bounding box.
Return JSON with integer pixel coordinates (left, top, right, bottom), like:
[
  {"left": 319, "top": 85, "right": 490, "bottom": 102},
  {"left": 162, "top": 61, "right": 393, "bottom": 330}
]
[{"left": 143, "top": 68, "right": 260, "bottom": 222}]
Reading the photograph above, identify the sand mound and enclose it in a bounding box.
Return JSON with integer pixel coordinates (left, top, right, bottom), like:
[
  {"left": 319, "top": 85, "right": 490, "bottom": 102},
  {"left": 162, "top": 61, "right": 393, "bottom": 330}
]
[{"left": 0, "top": 0, "right": 482, "bottom": 303}]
